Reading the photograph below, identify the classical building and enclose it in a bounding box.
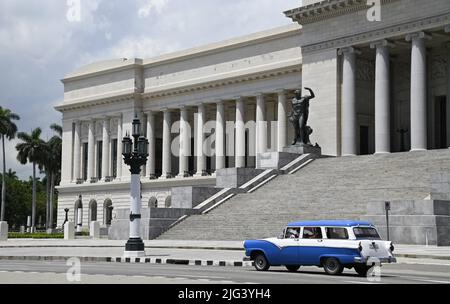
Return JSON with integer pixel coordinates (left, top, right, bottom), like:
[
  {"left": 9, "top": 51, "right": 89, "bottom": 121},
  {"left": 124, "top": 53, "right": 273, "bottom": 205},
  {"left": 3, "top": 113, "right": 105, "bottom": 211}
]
[{"left": 55, "top": 0, "right": 450, "bottom": 236}]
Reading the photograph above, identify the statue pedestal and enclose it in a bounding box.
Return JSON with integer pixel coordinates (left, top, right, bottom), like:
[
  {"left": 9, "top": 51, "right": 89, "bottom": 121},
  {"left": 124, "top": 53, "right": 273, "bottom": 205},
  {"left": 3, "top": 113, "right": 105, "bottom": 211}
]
[
  {"left": 283, "top": 144, "right": 322, "bottom": 155},
  {"left": 257, "top": 145, "right": 322, "bottom": 170}
]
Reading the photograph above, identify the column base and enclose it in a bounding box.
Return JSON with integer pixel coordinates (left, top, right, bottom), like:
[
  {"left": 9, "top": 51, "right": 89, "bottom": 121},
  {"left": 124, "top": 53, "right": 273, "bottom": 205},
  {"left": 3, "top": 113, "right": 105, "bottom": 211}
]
[
  {"left": 159, "top": 174, "right": 174, "bottom": 180},
  {"left": 176, "top": 172, "right": 191, "bottom": 179},
  {"left": 194, "top": 171, "right": 209, "bottom": 177},
  {"left": 374, "top": 151, "right": 391, "bottom": 155},
  {"left": 147, "top": 174, "right": 158, "bottom": 180},
  {"left": 125, "top": 237, "right": 145, "bottom": 254},
  {"left": 410, "top": 148, "right": 427, "bottom": 152}
]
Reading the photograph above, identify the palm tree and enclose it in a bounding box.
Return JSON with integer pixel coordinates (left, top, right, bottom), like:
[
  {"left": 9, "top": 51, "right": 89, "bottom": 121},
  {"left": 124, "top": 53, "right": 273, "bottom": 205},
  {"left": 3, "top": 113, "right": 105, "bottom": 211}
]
[
  {"left": 6, "top": 169, "right": 18, "bottom": 180},
  {"left": 16, "top": 128, "right": 47, "bottom": 232},
  {"left": 0, "top": 107, "right": 20, "bottom": 222},
  {"left": 44, "top": 124, "right": 62, "bottom": 229}
]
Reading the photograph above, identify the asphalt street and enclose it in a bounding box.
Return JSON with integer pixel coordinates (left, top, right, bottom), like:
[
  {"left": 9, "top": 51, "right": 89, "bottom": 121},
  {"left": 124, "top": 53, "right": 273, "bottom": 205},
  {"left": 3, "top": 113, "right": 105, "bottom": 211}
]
[{"left": 0, "top": 260, "right": 449, "bottom": 284}]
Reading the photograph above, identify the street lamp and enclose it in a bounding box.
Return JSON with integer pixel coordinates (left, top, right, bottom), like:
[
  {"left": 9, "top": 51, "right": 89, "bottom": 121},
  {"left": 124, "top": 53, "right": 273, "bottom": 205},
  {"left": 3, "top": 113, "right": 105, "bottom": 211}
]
[{"left": 122, "top": 116, "right": 149, "bottom": 257}]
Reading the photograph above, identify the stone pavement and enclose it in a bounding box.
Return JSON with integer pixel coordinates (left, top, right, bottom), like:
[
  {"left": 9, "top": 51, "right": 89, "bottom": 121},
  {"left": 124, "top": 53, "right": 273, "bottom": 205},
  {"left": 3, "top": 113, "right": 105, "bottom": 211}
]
[{"left": 1, "top": 239, "right": 450, "bottom": 266}]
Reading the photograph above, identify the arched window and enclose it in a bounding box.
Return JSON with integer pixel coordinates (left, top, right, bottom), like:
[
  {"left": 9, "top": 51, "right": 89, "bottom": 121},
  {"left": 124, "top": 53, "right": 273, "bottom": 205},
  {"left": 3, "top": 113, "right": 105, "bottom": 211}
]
[
  {"left": 89, "top": 200, "right": 97, "bottom": 223},
  {"left": 103, "top": 199, "right": 113, "bottom": 226},
  {"left": 165, "top": 195, "right": 172, "bottom": 208},
  {"left": 74, "top": 196, "right": 83, "bottom": 227},
  {"left": 148, "top": 197, "right": 158, "bottom": 209}
]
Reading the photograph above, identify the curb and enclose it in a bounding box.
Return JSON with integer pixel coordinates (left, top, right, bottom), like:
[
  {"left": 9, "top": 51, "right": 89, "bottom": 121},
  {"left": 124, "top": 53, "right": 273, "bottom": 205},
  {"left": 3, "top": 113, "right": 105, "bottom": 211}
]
[
  {"left": 110, "top": 257, "right": 254, "bottom": 267},
  {"left": 0, "top": 256, "right": 254, "bottom": 267},
  {"left": 0, "top": 245, "right": 242, "bottom": 251},
  {"left": 395, "top": 254, "right": 450, "bottom": 261}
]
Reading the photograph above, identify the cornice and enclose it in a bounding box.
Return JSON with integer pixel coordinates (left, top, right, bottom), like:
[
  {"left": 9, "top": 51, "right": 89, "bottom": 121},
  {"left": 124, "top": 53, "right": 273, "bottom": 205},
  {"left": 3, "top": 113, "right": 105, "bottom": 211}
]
[
  {"left": 301, "top": 12, "right": 450, "bottom": 54},
  {"left": 142, "top": 62, "right": 301, "bottom": 100},
  {"left": 54, "top": 92, "right": 138, "bottom": 113},
  {"left": 285, "top": 0, "right": 399, "bottom": 25}
]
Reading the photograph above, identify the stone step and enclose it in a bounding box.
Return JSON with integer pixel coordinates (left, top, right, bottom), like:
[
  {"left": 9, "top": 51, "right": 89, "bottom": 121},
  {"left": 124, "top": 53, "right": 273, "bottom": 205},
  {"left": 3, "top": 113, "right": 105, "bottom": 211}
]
[{"left": 158, "top": 149, "right": 450, "bottom": 241}]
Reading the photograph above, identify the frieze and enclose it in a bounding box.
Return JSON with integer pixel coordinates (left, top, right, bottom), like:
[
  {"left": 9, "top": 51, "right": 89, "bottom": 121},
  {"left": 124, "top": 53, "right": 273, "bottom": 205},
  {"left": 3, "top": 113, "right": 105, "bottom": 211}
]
[{"left": 302, "top": 13, "right": 450, "bottom": 55}]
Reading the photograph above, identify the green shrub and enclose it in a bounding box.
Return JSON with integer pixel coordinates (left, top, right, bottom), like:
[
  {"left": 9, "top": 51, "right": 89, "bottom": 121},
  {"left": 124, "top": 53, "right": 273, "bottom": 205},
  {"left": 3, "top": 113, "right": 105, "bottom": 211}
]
[{"left": 8, "top": 232, "right": 64, "bottom": 239}]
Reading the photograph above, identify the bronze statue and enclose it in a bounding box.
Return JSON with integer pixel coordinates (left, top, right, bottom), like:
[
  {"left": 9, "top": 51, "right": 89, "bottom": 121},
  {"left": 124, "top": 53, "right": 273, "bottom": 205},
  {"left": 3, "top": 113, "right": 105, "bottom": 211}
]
[{"left": 289, "top": 87, "right": 315, "bottom": 146}]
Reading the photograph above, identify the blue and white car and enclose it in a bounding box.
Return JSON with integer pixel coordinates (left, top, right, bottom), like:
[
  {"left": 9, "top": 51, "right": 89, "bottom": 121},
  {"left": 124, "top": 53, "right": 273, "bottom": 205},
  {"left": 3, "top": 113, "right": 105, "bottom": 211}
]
[{"left": 243, "top": 220, "right": 396, "bottom": 276}]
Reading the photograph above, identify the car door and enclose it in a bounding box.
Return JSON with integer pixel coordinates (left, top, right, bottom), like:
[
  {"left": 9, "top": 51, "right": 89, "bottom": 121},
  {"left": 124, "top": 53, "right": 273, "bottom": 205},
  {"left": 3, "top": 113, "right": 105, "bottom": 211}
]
[
  {"left": 272, "top": 227, "right": 300, "bottom": 265},
  {"left": 298, "top": 227, "right": 324, "bottom": 265}
]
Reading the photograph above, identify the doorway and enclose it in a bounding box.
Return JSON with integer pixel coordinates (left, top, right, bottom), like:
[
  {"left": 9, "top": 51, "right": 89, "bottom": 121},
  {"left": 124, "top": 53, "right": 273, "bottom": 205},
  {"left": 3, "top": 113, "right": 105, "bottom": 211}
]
[
  {"left": 434, "top": 96, "right": 447, "bottom": 149},
  {"left": 360, "top": 125, "right": 370, "bottom": 155}
]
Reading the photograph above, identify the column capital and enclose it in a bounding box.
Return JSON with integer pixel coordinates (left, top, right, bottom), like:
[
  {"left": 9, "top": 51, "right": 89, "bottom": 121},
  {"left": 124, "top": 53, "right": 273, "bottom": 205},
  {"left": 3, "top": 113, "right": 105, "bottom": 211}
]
[
  {"left": 275, "top": 88, "right": 288, "bottom": 95},
  {"left": 370, "top": 39, "right": 396, "bottom": 49},
  {"left": 338, "top": 46, "right": 362, "bottom": 56},
  {"left": 215, "top": 100, "right": 225, "bottom": 106},
  {"left": 405, "top": 31, "right": 432, "bottom": 42}
]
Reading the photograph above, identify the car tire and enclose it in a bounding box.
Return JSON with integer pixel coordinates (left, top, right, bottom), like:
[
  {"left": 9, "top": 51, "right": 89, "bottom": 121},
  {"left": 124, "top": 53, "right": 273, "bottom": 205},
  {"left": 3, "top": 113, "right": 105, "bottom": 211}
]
[
  {"left": 323, "top": 258, "right": 344, "bottom": 276},
  {"left": 354, "top": 265, "right": 370, "bottom": 277},
  {"left": 254, "top": 253, "right": 270, "bottom": 271},
  {"left": 285, "top": 265, "right": 301, "bottom": 272}
]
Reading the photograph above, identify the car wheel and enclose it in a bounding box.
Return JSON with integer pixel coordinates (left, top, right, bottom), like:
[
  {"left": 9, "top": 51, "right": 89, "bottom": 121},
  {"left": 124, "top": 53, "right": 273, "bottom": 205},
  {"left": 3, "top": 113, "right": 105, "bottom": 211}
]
[
  {"left": 285, "top": 265, "right": 301, "bottom": 272},
  {"left": 354, "top": 265, "right": 370, "bottom": 277},
  {"left": 323, "top": 258, "right": 344, "bottom": 276},
  {"left": 254, "top": 253, "right": 270, "bottom": 271}
]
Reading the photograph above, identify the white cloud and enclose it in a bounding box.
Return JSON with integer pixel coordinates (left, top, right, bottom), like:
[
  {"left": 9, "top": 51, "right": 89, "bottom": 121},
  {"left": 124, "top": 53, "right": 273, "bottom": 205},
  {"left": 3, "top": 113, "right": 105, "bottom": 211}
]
[{"left": 138, "top": 0, "right": 169, "bottom": 18}]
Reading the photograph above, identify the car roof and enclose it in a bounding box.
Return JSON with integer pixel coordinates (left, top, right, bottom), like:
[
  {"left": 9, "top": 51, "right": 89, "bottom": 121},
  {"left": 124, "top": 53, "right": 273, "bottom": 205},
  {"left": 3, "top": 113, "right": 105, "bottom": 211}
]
[{"left": 286, "top": 220, "right": 373, "bottom": 228}]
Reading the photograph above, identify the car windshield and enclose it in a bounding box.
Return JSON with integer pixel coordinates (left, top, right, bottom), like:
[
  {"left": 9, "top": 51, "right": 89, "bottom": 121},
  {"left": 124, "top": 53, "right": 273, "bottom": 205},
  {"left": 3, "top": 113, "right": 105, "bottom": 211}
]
[{"left": 353, "top": 227, "right": 381, "bottom": 240}]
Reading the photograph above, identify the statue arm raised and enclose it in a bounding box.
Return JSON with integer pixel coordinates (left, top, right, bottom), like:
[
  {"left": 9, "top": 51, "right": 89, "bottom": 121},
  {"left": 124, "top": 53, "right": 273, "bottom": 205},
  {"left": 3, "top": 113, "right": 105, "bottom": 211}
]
[{"left": 304, "top": 87, "right": 315, "bottom": 100}]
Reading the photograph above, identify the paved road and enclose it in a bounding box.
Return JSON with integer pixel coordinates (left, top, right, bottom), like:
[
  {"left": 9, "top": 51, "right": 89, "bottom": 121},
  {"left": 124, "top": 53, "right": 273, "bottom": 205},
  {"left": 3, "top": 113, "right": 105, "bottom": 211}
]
[{"left": 0, "top": 260, "right": 449, "bottom": 284}]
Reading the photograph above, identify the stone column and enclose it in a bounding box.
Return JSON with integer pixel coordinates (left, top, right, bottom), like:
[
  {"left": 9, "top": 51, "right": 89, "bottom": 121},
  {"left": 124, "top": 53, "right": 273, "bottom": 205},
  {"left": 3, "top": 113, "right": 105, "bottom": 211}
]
[
  {"left": 339, "top": 47, "right": 358, "bottom": 156},
  {"left": 371, "top": 40, "right": 392, "bottom": 154},
  {"left": 161, "top": 109, "right": 172, "bottom": 179},
  {"left": 406, "top": 32, "right": 429, "bottom": 151},
  {"left": 146, "top": 111, "right": 156, "bottom": 179},
  {"left": 87, "top": 119, "right": 96, "bottom": 182},
  {"left": 195, "top": 104, "right": 207, "bottom": 176},
  {"left": 101, "top": 117, "right": 110, "bottom": 180},
  {"left": 235, "top": 97, "right": 246, "bottom": 168},
  {"left": 256, "top": 94, "right": 267, "bottom": 155},
  {"left": 73, "top": 120, "right": 82, "bottom": 182},
  {"left": 277, "top": 90, "right": 288, "bottom": 151},
  {"left": 215, "top": 101, "right": 226, "bottom": 171},
  {"left": 178, "top": 106, "right": 190, "bottom": 178},
  {"left": 116, "top": 115, "right": 123, "bottom": 180}
]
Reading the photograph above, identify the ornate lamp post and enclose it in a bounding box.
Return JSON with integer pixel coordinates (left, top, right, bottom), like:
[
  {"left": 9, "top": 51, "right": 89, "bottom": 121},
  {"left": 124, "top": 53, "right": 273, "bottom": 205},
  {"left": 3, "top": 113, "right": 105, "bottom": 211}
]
[{"left": 122, "top": 116, "right": 149, "bottom": 257}]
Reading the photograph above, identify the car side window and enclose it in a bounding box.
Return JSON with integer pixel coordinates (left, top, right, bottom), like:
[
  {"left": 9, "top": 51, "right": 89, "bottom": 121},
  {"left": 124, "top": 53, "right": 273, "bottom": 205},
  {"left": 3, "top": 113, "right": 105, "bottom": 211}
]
[
  {"left": 303, "top": 227, "right": 322, "bottom": 239},
  {"left": 326, "top": 227, "right": 349, "bottom": 240},
  {"left": 285, "top": 227, "right": 300, "bottom": 239}
]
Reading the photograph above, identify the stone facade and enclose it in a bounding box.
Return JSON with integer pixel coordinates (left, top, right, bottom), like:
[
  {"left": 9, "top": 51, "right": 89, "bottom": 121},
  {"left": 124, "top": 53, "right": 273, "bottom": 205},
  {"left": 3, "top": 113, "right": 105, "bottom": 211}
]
[{"left": 56, "top": 0, "right": 450, "bottom": 236}]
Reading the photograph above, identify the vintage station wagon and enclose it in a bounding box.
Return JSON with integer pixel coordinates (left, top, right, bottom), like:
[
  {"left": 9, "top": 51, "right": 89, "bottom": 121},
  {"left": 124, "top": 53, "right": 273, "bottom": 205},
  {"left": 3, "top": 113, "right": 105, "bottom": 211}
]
[{"left": 243, "top": 220, "right": 397, "bottom": 276}]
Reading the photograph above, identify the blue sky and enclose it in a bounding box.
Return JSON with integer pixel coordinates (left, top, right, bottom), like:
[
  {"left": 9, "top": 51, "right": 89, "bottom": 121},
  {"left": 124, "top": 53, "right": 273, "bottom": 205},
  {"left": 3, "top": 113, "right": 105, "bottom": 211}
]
[{"left": 0, "top": 0, "right": 301, "bottom": 180}]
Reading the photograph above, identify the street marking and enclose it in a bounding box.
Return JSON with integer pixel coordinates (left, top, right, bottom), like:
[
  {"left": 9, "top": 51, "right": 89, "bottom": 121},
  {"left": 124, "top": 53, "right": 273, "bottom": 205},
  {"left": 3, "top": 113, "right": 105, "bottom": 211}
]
[{"left": 345, "top": 281, "right": 381, "bottom": 284}]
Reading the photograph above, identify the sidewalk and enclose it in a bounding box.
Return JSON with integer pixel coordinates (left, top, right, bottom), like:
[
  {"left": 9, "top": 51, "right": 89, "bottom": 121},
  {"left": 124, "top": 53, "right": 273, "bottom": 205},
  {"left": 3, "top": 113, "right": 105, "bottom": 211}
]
[{"left": 1, "top": 239, "right": 450, "bottom": 266}]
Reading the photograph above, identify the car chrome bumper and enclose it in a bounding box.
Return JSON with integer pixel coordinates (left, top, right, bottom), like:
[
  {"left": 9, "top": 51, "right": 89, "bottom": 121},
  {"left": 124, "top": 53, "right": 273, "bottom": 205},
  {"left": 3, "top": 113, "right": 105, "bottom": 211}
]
[{"left": 354, "top": 256, "right": 397, "bottom": 264}]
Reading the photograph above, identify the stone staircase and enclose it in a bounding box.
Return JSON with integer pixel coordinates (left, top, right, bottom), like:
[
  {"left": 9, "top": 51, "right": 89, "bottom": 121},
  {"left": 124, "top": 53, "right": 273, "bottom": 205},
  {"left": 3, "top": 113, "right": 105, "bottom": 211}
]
[{"left": 158, "top": 149, "right": 450, "bottom": 241}]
